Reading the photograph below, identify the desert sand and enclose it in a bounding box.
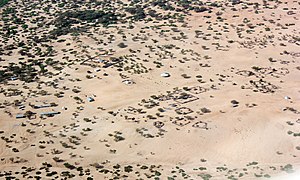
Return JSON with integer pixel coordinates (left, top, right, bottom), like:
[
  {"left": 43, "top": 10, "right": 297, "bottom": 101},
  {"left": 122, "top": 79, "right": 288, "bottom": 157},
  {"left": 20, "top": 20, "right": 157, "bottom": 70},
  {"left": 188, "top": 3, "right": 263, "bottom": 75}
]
[{"left": 0, "top": 0, "right": 299, "bottom": 179}]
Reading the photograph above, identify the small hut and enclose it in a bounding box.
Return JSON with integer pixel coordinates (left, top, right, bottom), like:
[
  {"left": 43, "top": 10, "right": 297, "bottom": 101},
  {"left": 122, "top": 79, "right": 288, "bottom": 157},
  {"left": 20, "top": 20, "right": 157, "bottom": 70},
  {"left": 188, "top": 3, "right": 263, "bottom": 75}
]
[
  {"left": 87, "top": 97, "right": 95, "bottom": 102},
  {"left": 161, "top": 72, "right": 170, "bottom": 78},
  {"left": 16, "top": 114, "right": 26, "bottom": 119}
]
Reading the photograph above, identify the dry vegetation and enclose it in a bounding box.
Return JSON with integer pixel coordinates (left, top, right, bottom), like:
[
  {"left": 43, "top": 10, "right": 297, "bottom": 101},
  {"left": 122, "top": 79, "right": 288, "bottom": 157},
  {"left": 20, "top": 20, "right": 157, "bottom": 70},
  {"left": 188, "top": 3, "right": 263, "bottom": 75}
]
[{"left": 0, "top": 0, "right": 299, "bottom": 179}]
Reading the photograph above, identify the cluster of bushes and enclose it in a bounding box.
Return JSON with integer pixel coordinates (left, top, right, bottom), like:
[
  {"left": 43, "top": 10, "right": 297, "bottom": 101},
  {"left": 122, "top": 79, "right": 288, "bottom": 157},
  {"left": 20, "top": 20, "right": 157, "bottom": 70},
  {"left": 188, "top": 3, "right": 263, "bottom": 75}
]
[
  {"left": 0, "top": 0, "right": 9, "bottom": 8},
  {"left": 0, "top": 57, "right": 58, "bottom": 83},
  {"left": 150, "top": 0, "right": 209, "bottom": 13},
  {"left": 50, "top": 10, "right": 122, "bottom": 37},
  {"left": 125, "top": 6, "right": 146, "bottom": 20},
  {"left": 63, "top": 10, "right": 120, "bottom": 23},
  {"left": 151, "top": 0, "right": 175, "bottom": 11},
  {"left": 0, "top": 63, "right": 38, "bottom": 83}
]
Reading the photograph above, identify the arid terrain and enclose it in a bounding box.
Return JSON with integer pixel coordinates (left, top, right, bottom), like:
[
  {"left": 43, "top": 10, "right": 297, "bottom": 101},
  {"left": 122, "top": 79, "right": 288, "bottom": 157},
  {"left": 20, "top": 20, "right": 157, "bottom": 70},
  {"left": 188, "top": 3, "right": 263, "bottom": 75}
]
[{"left": 0, "top": 0, "right": 299, "bottom": 179}]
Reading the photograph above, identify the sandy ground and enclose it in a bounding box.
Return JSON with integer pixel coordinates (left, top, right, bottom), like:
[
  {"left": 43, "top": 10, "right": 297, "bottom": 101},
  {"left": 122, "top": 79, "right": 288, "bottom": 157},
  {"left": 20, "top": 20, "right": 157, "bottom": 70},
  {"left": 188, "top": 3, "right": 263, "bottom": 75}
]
[{"left": 0, "top": 0, "right": 299, "bottom": 179}]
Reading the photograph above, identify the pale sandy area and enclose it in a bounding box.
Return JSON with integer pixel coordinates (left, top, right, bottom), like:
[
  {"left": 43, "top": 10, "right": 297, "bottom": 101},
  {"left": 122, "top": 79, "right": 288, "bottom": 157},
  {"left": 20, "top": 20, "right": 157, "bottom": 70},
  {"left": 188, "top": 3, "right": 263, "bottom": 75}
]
[{"left": 0, "top": 0, "right": 299, "bottom": 179}]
